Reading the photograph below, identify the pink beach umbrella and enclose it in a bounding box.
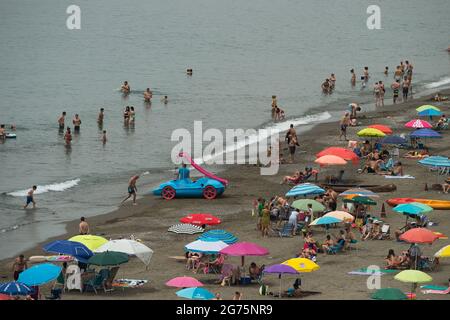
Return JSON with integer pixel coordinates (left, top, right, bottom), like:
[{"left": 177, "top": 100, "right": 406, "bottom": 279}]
[
  {"left": 405, "top": 119, "right": 432, "bottom": 129},
  {"left": 166, "top": 276, "right": 204, "bottom": 288},
  {"left": 219, "top": 242, "right": 269, "bottom": 267},
  {"left": 314, "top": 155, "right": 347, "bottom": 167}
]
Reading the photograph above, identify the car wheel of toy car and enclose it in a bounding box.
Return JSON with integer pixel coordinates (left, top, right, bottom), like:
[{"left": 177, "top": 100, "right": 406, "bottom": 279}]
[
  {"left": 162, "top": 186, "right": 176, "bottom": 200},
  {"left": 203, "top": 186, "right": 217, "bottom": 200}
]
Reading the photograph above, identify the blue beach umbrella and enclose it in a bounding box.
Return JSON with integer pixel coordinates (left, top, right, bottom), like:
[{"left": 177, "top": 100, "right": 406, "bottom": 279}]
[
  {"left": 0, "top": 281, "right": 32, "bottom": 296},
  {"left": 197, "top": 229, "right": 238, "bottom": 244},
  {"left": 43, "top": 240, "right": 93, "bottom": 263},
  {"left": 393, "top": 203, "right": 432, "bottom": 215},
  {"left": 18, "top": 263, "right": 62, "bottom": 286},
  {"left": 419, "top": 156, "right": 450, "bottom": 168},
  {"left": 338, "top": 188, "right": 379, "bottom": 198},
  {"left": 410, "top": 129, "right": 442, "bottom": 139},
  {"left": 309, "top": 216, "right": 342, "bottom": 226},
  {"left": 286, "top": 183, "right": 325, "bottom": 197},
  {"left": 380, "top": 135, "right": 407, "bottom": 145},
  {"left": 176, "top": 287, "right": 214, "bottom": 300},
  {"left": 418, "top": 109, "right": 442, "bottom": 117}
]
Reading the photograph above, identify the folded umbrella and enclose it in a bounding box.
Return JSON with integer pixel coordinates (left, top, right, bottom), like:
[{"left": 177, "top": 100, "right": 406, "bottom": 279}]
[{"left": 180, "top": 213, "right": 221, "bottom": 226}]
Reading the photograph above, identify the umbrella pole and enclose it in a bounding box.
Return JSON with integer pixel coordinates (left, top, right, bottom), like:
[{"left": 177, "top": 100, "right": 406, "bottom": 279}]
[{"left": 279, "top": 274, "right": 282, "bottom": 299}]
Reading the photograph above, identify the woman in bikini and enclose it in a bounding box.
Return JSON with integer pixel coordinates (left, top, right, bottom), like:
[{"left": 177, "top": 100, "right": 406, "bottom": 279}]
[{"left": 280, "top": 171, "right": 302, "bottom": 185}]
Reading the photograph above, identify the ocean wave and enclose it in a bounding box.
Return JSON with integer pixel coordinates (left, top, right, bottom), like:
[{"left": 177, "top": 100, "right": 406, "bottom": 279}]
[
  {"left": 7, "top": 179, "right": 80, "bottom": 197},
  {"left": 193, "top": 111, "right": 332, "bottom": 164},
  {"left": 425, "top": 76, "right": 450, "bottom": 89}
]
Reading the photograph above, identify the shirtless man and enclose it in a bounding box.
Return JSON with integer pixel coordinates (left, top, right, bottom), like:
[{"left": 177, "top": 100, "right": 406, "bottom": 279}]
[
  {"left": 350, "top": 69, "right": 356, "bottom": 86},
  {"left": 101, "top": 130, "right": 107, "bottom": 144},
  {"left": 12, "top": 254, "right": 28, "bottom": 280},
  {"left": 121, "top": 81, "right": 130, "bottom": 94},
  {"left": 348, "top": 103, "right": 361, "bottom": 119},
  {"left": 23, "top": 185, "right": 37, "bottom": 209},
  {"left": 402, "top": 76, "right": 411, "bottom": 101},
  {"left": 73, "top": 114, "right": 82, "bottom": 133},
  {"left": 329, "top": 73, "right": 336, "bottom": 89},
  {"left": 97, "top": 108, "right": 104, "bottom": 125},
  {"left": 121, "top": 175, "right": 139, "bottom": 205},
  {"left": 64, "top": 127, "right": 72, "bottom": 146},
  {"left": 321, "top": 79, "right": 331, "bottom": 94},
  {"left": 79, "top": 217, "right": 90, "bottom": 235},
  {"left": 339, "top": 112, "right": 351, "bottom": 141},
  {"left": 285, "top": 124, "right": 298, "bottom": 145},
  {"left": 0, "top": 124, "right": 5, "bottom": 139},
  {"left": 363, "top": 67, "right": 369, "bottom": 82},
  {"left": 374, "top": 82, "right": 381, "bottom": 107},
  {"left": 144, "top": 88, "right": 152, "bottom": 102},
  {"left": 394, "top": 66, "right": 402, "bottom": 82},
  {"left": 58, "top": 112, "right": 66, "bottom": 131},
  {"left": 391, "top": 80, "right": 400, "bottom": 104},
  {"left": 384, "top": 66, "right": 389, "bottom": 76},
  {"left": 271, "top": 96, "right": 277, "bottom": 118},
  {"left": 379, "top": 81, "right": 385, "bottom": 106}
]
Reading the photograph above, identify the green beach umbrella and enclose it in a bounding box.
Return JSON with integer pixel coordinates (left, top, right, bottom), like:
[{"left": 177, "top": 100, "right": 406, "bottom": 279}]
[
  {"left": 371, "top": 288, "right": 407, "bottom": 300},
  {"left": 416, "top": 105, "right": 440, "bottom": 112},
  {"left": 344, "top": 196, "right": 377, "bottom": 206},
  {"left": 87, "top": 251, "right": 129, "bottom": 266},
  {"left": 292, "top": 199, "right": 325, "bottom": 212}
]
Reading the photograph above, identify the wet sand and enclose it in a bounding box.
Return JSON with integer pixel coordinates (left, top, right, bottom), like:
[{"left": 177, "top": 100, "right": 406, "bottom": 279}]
[{"left": 1, "top": 89, "right": 449, "bottom": 300}]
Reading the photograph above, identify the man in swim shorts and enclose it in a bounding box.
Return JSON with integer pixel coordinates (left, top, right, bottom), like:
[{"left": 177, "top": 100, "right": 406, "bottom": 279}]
[
  {"left": 73, "top": 114, "right": 82, "bottom": 133},
  {"left": 58, "top": 112, "right": 66, "bottom": 131},
  {"left": 23, "top": 185, "right": 37, "bottom": 209},
  {"left": 79, "top": 217, "right": 90, "bottom": 235},
  {"left": 12, "top": 254, "right": 28, "bottom": 280},
  {"left": 120, "top": 175, "right": 139, "bottom": 205}
]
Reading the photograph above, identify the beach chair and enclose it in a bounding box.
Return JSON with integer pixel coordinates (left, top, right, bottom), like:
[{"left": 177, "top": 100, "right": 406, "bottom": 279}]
[
  {"left": 205, "top": 255, "right": 225, "bottom": 274},
  {"left": 327, "top": 240, "right": 345, "bottom": 254},
  {"left": 279, "top": 222, "right": 294, "bottom": 237},
  {"left": 83, "top": 269, "right": 110, "bottom": 294},
  {"left": 378, "top": 224, "right": 391, "bottom": 240}
]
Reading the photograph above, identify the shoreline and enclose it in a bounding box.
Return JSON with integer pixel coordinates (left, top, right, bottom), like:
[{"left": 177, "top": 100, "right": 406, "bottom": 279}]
[{"left": 1, "top": 87, "right": 449, "bottom": 300}]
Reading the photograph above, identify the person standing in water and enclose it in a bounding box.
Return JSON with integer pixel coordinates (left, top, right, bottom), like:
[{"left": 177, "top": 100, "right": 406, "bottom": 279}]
[
  {"left": 23, "top": 185, "right": 37, "bottom": 209},
  {"left": 144, "top": 88, "right": 152, "bottom": 102},
  {"left": 373, "top": 82, "right": 381, "bottom": 107},
  {"left": 58, "top": 112, "right": 66, "bottom": 131},
  {"left": 101, "top": 130, "right": 107, "bottom": 144},
  {"left": 391, "top": 80, "right": 400, "bottom": 104},
  {"left": 64, "top": 127, "right": 72, "bottom": 145},
  {"left": 73, "top": 114, "right": 81, "bottom": 133},
  {"left": 329, "top": 73, "right": 336, "bottom": 89},
  {"left": 123, "top": 106, "right": 130, "bottom": 126},
  {"left": 97, "top": 108, "right": 105, "bottom": 126},
  {"left": 161, "top": 96, "right": 168, "bottom": 104},
  {"left": 384, "top": 66, "right": 389, "bottom": 76},
  {"left": 350, "top": 69, "right": 356, "bottom": 87},
  {"left": 129, "top": 107, "right": 136, "bottom": 125},
  {"left": 363, "top": 67, "right": 369, "bottom": 82},
  {"left": 379, "top": 81, "right": 385, "bottom": 106},
  {"left": 121, "top": 175, "right": 140, "bottom": 205},
  {"left": 402, "top": 76, "right": 411, "bottom": 102},
  {"left": 121, "top": 81, "right": 130, "bottom": 94}
]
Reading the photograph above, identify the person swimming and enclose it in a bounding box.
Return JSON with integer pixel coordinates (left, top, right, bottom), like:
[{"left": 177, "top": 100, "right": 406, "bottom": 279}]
[
  {"left": 121, "top": 81, "right": 130, "bottom": 93},
  {"left": 144, "top": 88, "right": 152, "bottom": 102}
]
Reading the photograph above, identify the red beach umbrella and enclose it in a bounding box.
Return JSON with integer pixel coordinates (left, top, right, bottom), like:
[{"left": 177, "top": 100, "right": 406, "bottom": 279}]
[
  {"left": 316, "top": 147, "right": 359, "bottom": 164},
  {"left": 180, "top": 213, "right": 221, "bottom": 226},
  {"left": 314, "top": 155, "right": 347, "bottom": 167},
  {"left": 0, "top": 294, "right": 11, "bottom": 300},
  {"left": 399, "top": 228, "right": 439, "bottom": 244},
  {"left": 368, "top": 124, "right": 393, "bottom": 134}
]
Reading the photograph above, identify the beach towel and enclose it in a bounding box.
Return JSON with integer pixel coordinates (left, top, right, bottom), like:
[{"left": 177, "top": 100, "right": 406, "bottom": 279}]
[
  {"left": 421, "top": 285, "right": 448, "bottom": 291},
  {"left": 112, "top": 279, "right": 148, "bottom": 288},
  {"left": 384, "top": 175, "right": 415, "bottom": 179},
  {"left": 348, "top": 268, "right": 398, "bottom": 276},
  {"left": 421, "top": 287, "right": 450, "bottom": 295}
]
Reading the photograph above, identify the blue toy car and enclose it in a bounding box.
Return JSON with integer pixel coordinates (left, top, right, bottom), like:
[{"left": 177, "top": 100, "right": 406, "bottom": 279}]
[{"left": 153, "top": 177, "right": 226, "bottom": 200}]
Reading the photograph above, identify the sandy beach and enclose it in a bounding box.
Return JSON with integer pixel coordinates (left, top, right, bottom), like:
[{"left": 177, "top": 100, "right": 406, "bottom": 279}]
[{"left": 1, "top": 88, "right": 449, "bottom": 300}]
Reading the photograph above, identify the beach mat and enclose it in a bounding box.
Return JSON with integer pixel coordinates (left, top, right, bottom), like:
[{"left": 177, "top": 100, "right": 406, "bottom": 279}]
[
  {"left": 384, "top": 175, "right": 415, "bottom": 179},
  {"left": 348, "top": 268, "right": 398, "bottom": 276},
  {"left": 421, "top": 285, "right": 448, "bottom": 291}
]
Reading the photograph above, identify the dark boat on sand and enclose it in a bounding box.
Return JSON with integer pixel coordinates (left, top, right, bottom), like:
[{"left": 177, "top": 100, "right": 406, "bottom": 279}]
[{"left": 320, "top": 183, "right": 397, "bottom": 193}]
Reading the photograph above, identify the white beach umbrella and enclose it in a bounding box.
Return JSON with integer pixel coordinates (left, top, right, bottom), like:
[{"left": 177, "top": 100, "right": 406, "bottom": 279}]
[
  {"left": 168, "top": 223, "right": 204, "bottom": 234},
  {"left": 95, "top": 239, "right": 154, "bottom": 267},
  {"left": 184, "top": 240, "right": 228, "bottom": 254}
]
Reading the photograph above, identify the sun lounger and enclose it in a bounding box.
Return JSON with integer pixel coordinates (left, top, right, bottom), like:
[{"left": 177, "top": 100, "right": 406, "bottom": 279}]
[
  {"left": 112, "top": 279, "right": 148, "bottom": 291},
  {"left": 384, "top": 175, "right": 415, "bottom": 179}
]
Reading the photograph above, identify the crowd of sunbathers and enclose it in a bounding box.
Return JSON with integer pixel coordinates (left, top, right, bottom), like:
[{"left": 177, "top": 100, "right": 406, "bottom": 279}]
[{"left": 356, "top": 146, "right": 405, "bottom": 176}]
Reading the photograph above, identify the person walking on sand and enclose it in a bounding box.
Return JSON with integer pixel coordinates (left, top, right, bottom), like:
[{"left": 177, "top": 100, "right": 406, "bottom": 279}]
[
  {"left": 79, "top": 217, "right": 90, "bottom": 235},
  {"left": 339, "top": 112, "right": 351, "bottom": 141},
  {"left": 12, "top": 254, "right": 28, "bottom": 280},
  {"left": 121, "top": 175, "right": 140, "bottom": 205},
  {"left": 72, "top": 114, "right": 81, "bottom": 133},
  {"left": 58, "top": 112, "right": 66, "bottom": 131},
  {"left": 23, "top": 185, "right": 37, "bottom": 209},
  {"left": 288, "top": 134, "right": 298, "bottom": 163}
]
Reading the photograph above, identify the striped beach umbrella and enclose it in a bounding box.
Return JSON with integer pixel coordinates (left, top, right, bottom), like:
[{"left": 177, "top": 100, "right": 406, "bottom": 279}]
[
  {"left": 0, "top": 281, "right": 32, "bottom": 296},
  {"left": 419, "top": 156, "right": 450, "bottom": 168},
  {"left": 184, "top": 240, "right": 228, "bottom": 254},
  {"left": 338, "top": 188, "right": 380, "bottom": 198},
  {"left": 416, "top": 105, "right": 440, "bottom": 112},
  {"left": 286, "top": 183, "right": 325, "bottom": 197},
  {"left": 168, "top": 224, "right": 204, "bottom": 235},
  {"left": 197, "top": 229, "right": 238, "bottom": 244}
]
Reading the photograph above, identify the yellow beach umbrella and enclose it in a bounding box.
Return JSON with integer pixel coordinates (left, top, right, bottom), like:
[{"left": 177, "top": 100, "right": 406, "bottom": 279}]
[
  {"left": 394, "top": 270, "right": 432, "bottom": 299},
  {"left": 434, "top": 245, "right": 450, "bottom": 258},
  {"left": 282, "top": 258, "right": 320, "bottom": 273},
  {"left": 323, "top": 211, "right": 355, "bottom": 222},
  {"left": 69, "top": 235, "right": 108, "bottom": 251},
  {"left": 357, "top": 128, "right": 386, "bottom": 138},
  {"left": 416, "top": 105, "right": 440, "bottom": 112}
]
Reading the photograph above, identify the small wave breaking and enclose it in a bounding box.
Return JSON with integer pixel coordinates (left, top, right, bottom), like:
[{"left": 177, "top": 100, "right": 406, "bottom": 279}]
[
  {"left": 7, "top": 179, "right": 80, "bottom": 197},
  {"left": 425, "top": 77, "right": 450, "bottom": 89}
]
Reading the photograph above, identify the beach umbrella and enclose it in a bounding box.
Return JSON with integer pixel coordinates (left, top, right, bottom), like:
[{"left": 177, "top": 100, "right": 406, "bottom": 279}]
[
  {"left": 184, "top": 240, "right": 228, "bottom": 254},
  {"left": 316, "top": 147, "right": 359, "bottom": 164},
  {"left": 371, "top": 288, "right": 407, "bottom": 300},
  {"left": 399, "top": 228, "right": 439, "bottom": 244},
  {"left": 380, "top": 135, "right": 407, "bottom": 145},
  {"left": 0, "top": 293, "right": 11, "bottom": 300},
  {"left": 219, "top": 242, "right": 269, "bottom": 268},
  {"left": 434, "top": 245, "right": 450, "bottom": 258},
  {"left": 168, "top": 223, "right": 204, "bottom": 235},
  {"left": 87, "top": 251, "right": 129, "bottom": 266},
  {"left": 368, "top": 124, "right": 393, "bottom": 134},
  {"left": 404, "top": 119, "right": 432, "bottom": 129},
  {"left": 416, "top": 105, "right": 440, "bottom": 112},
  {"left": 282, "top": 258, "right": 320, "bottom": 273},
  {"left": 0, "top": 281, "right": 32, "bottom": 296},
  {"left": 418, "top": 156, "right": 450, "bottom": 168},
  {"left": 95, "top": 239, "right": 154, "bottom": 267},
  {"left": 418, "top": 109, "right": 442, "bottom": 117},
  {"left": 263, "top": 264, "right": 299, "bottom": 298},
  {"left": 43, "top": 240, "right": 93, "bottom": 263},
  {"left": 180, "top": 213, "right": 221, "bottom": 226},
  {"left": 357, "top": 128, "right": 386, "bottom": 138},
  {"left": 344, "top": 195, "right": 377, "bottom": 206},
  {"left": 68, "top": 235, "right": 108, "bottom": 251},
  {"left": 309, "top": 216, "right": 342, "bottom": 226},
  {"left": 18, "top": 263, "right": 62, "bottom": 286},
  {"left": 286, "top": 183, "right": 325, "bottom": 197},
  {"left": 339, "top": 188, "right": 380, "bottom": 198},
  {"left": 393, "top": 203, "right": 433, "bottom": 215},
  {"left": 323, "top": 211, "right": 354, "bottom": 222},
  {"left": 314, "top": 155, "right": 347, "bottom": 167},
  {"left": 410, "top": 128, "right": 442, "bottom": 138},
  {"left": 292, "top": 199, "right": 325, "bottom": 212},
  {"left": 166, "top": 276, "right": 204, "bottom": 288},
  {"left": 197, "top": 229, "right": 238, "bottom": 244},
  {"left": 176, "top": 287, "right": 214, "bottom": 300},
  {"left": 394, "top": 270, "right": 432, "bottom": 298}
]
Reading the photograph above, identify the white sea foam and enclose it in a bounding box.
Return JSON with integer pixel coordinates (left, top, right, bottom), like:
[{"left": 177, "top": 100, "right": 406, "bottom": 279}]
[
  {"left": 194, "top": 111, "right": 332, "bottom": 164},
  {"left": 8, "top": 179, "right": 80, "bottom": 197},
  {"left": 425, "top": 77, "right": 450, "bottom": 89}
]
